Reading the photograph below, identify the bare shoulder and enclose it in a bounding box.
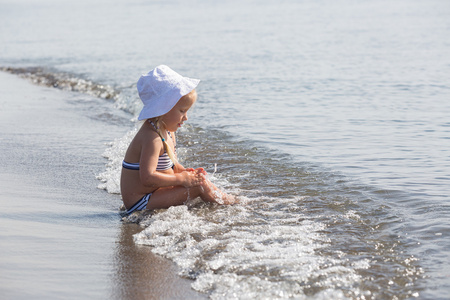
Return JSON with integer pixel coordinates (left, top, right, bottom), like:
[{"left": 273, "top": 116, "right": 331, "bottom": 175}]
[
  {"left": 137, "top": 121, "right": 160, "bottom": 142},
  {"left": 125, "top": 122, "right": 162, "bottom": 161},
  {"left": 138, "top": 122, "right": 164, "bottom": 155}
]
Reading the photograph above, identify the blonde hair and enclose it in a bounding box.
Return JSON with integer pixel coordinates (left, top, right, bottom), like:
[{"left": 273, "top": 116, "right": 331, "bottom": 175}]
[{"left": 149, "top": 117, "right": 178, "bottom": 170}]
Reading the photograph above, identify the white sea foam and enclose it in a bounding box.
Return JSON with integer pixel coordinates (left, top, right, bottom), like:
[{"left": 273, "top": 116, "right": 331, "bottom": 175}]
[{"left": 134, "top": 198, "right": 371, "bottom": 299}]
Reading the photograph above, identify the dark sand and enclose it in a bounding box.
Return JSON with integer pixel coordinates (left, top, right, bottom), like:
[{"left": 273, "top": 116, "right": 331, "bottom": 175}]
[{"left": 0, "top": 71, "right": 205, "bottom": 300}]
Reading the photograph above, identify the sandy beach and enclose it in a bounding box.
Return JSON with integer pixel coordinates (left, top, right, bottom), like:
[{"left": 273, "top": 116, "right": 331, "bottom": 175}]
[{"left": 0, "top": 71, "right": 205, "bottom": 300}]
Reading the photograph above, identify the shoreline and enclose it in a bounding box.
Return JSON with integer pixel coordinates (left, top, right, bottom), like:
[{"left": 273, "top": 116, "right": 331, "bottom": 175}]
[{"left": 0, "top": 71, "right": 205, "bottom": 299}]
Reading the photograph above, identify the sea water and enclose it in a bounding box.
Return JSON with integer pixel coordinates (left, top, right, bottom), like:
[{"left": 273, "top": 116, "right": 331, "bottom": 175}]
[{"left": 1, "top": 0, "right": 450, "bottom": 298}]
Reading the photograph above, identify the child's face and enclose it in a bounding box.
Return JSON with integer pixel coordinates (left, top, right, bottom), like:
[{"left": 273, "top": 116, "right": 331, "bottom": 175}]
[{"left": 161, "top": 90, "right": 197, "bottom": 132}]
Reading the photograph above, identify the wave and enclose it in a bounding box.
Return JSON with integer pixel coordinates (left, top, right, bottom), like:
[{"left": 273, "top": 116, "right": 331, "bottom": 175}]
[
  {"left": 1, "top": 66, "right": 146, "bottom": 117},
  {"left": 1, "top": 66, "right": 119, "bottom": 99}
]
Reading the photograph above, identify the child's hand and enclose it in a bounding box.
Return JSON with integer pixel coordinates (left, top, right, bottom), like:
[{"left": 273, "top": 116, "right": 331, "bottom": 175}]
[
  {"left": 180, "top": 170, "right": 205, "bottom": 188},
  {"left": 185, "top": 167, "right": 207, "bottom": 175},
  {"left": 195, "top": 167, "right": 207, "bottom": 175}
]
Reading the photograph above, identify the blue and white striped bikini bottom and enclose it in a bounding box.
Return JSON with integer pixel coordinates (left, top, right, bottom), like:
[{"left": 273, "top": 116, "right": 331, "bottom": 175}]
[{"left": 126, "top": 193, "right": 151, "bottom": 215}]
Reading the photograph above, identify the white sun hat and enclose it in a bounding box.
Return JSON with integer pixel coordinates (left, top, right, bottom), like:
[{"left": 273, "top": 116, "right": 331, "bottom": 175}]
[{"left": 137, "top": 65, "right": 200, "bottom": 120}]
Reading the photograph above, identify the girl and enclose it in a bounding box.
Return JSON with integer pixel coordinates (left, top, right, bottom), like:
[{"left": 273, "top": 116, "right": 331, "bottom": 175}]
[{"left": 120, "top": 65, "right": 235, "bottom": 214}]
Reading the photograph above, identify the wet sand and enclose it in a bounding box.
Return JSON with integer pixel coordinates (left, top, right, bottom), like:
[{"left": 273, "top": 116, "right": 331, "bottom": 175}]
[{"left": 0, "top": 71, "right": 205, "bottom": 300}]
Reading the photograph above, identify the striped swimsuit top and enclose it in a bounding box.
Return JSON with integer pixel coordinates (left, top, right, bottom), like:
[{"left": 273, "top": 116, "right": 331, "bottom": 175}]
[{"left": 122, "top": 121, "right": 175, "bottom": 171}]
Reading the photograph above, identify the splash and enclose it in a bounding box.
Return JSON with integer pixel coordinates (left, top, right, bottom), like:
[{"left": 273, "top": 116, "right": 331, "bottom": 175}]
[{"left": 133, "top": 199, "right": 373, "bottom": 299}]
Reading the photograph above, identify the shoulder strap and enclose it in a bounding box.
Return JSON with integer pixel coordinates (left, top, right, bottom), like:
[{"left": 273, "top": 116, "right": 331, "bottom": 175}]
[{"left": 148, "top": 120, "right": 158, "bottom": 131}]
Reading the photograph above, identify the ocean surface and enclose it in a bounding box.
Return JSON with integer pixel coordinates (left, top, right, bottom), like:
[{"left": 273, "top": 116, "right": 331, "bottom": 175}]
[{"left": 1, "top": 0, "right": 450, "bottom": 299}]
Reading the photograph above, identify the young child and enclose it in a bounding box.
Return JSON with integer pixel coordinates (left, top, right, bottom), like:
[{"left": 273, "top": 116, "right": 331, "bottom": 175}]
[{"left": 120, "top": 65, "right": 235, "bottom": 214}]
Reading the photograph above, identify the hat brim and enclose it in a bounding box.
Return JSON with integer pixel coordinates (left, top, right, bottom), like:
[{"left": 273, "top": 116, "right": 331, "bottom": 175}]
[{"left": 138, "top": 77, "right": 199, "bottom": 120}]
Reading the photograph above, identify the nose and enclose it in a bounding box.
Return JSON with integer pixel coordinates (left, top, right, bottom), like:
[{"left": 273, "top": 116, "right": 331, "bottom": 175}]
[{"left": 183, "top": 112, "right": 188, "bottom": 121}]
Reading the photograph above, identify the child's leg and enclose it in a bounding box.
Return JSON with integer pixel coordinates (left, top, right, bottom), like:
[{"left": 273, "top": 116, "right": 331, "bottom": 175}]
[
  {"left": 198, "top": 178, "right": 237, "bottom": 205},
  {"left": 146, "top": 185, "right": 196, "bottom": 209},
  {"left": 147, "top": 180, "right": 235, "bottom": 209}
]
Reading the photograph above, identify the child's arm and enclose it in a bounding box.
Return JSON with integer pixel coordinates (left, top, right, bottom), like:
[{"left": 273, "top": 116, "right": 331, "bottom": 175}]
[
  {"left": 139, "top": 137, "right": 205, "bottom": 188},
  {"left": 174, "top": 163, "right": 207, "bottom": 176},
  {"left": 173, "top": 162, "right": 190, "bottom": 173},
  {"left": 142, "top": 168, "right": 204, "bottom": 188}
]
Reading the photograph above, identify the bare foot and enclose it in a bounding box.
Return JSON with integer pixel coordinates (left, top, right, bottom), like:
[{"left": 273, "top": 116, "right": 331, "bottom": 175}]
[{"left": 201, "top": 178, "right": 237, "bottom": 205}]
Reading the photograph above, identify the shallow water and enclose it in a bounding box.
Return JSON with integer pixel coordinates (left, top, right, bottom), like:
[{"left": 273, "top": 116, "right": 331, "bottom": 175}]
[
  {"left": 0, "top": 72, "right": 204, "bottom": 300},
  {"left": 1, "top": 0, "right": 450, "bottom": 298}
]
